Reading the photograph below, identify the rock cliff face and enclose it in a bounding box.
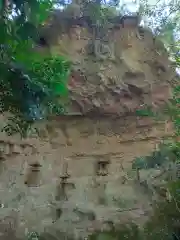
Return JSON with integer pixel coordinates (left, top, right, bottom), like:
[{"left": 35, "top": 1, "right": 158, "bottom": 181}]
[
  {"left": 0, "top": 115, "right": 175, "bottom": 239},
  {"left": 0, "top": 13, "right": 177, "bottom": 240},
  {"left": 38, "top": 13, "right": 176, "bottom": 116}
]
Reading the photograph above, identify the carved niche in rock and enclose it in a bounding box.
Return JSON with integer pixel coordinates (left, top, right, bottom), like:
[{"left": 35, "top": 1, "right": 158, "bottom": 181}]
[{"left": 24, "top": 162, "right": 42, "bottom": 187}]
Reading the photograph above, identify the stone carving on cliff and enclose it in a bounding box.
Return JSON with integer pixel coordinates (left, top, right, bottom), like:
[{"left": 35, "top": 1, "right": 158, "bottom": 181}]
[
  {"left": 89, "top": 22, "right": 116, "bottom": 60},
  {"left": 24, "top": 161, "right": 42, "bottom": 187},
  {"left": 95, "top": 156, "right": 110, "bottom": 176},
  {"left": 0, "top": 9, "right": 178, "bottom": 239}
]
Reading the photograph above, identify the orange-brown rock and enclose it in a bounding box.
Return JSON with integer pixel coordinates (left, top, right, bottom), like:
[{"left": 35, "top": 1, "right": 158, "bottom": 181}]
[{"left": 37, "top": 12, "right": 176, "bottom": 117}]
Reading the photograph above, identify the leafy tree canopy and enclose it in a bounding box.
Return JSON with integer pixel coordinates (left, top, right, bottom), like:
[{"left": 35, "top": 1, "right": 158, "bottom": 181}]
[{"left": 0, "top": 0, "right": 71, "bottom": 136}]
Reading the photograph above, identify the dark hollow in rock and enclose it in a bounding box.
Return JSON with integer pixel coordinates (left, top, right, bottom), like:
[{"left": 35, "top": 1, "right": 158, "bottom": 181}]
[
  {"left": 123, "top": 72, "right": 146, "bottom": 81},
  {"left": 128, "top": 84, "right": 143, "bottom": 96}
]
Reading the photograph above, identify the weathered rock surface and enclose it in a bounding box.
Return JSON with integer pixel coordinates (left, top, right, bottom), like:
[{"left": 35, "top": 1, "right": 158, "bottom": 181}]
[
  {"left": 39, "top": 12, "right": 177, "bottom": 116},
  {"left": 0, "top": 12, "right": 178, "bottom": 240},
  {"left": 0, "top": 115, "right": 175, "bottom": 239}
]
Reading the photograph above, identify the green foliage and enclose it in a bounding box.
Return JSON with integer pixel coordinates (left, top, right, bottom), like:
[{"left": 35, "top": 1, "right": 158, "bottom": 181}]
[
  {"left": 134, "top": 6, "right": 180, "bottom": 232},
  {"left": 170, "top": 86, "right": 180, "bottom": 136},
  {"left": 136, "top": 107, "right": 156, "bottom": 118},
  {"left": 143, "top": 179, "right": 180, "bottom": 240},
  {"left": 132, "top": 143, "right": 178, "bottom": 170},
  {"left": 139, "top": 0, "right": 180, "bottom": 56},
  {"left": 29, "top": 55, "right": 70, "bottom": 113},
  {"left": 132, "top": 156, "right": 148, "bottom": 170},
  {"left": 1, "top": 55, "right": 70, "bottom": 113},
  {"left": 31, "top": 56, "right": 70, "bottom": 97},
  {"left": 84, "top": 2, "right": 118, "bottom": 25},
  {"left": 27, "top": 231, "right": 39, "bottom": 240},
  {"left": 101, "top": 5, "right": 118, "bottom": 19},
  {"left": 0, "top": 0, "right": 71, "bottom": 136}
]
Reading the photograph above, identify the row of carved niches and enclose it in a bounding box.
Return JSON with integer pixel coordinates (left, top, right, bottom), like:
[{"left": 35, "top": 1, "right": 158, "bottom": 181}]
[
  {"left": 24, "top": 158, "right": 113, "bottom": 224},
  {"left": 24, "top": 161, "right": 42, "bottom": 187},
  {"left": 24, "top": 156, "right": 111, "bottom": 188},
  {"left": 3, "top": 158, "right": 175, "bottom": 228},
  {"left": 23, "top": 155, "right": 170, "bottom": 201},
  {"left": 0, "top": 139, "right": 35, "bottom": 161}
]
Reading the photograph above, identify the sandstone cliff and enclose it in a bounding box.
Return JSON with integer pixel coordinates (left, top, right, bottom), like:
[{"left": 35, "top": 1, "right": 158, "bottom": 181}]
[
  {"left": 0, "top": 12, "right": 178, "bottom": 240},
  {"left": 38, "top": 12, "right": 177, "bottom": 117}
]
